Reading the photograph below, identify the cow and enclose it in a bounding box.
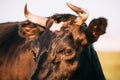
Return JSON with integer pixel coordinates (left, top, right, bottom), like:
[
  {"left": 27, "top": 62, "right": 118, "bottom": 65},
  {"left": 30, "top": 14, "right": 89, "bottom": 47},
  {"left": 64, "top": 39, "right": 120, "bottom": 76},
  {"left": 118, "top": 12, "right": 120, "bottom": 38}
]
[
  {"left": 0, "top": 2, "right": 89, "bottom": 80},
  {"left": 21, "top": 3, "right": 88, "bottom": 80},
  {"left": 0, "top": 2, "right": 107, "bottom": 80},
  {"left": 21, "top": 2, "right": 107, "bottom": 80}
]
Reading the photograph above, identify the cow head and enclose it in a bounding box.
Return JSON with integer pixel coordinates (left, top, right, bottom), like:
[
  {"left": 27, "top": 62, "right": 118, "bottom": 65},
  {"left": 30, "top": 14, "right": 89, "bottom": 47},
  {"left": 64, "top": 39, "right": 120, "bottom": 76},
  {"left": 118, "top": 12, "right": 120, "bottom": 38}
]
[
  {"left": 18, "top": 2, "right": 107, "bottom": 80},
  {"left": 19, "top": 2, "right": 89, "bottom": 80}
]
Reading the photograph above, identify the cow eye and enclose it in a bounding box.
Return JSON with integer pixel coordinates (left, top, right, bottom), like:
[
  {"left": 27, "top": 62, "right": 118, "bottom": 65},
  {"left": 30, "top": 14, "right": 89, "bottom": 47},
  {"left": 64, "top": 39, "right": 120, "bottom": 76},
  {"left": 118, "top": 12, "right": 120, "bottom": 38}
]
[{"left": 64, "top": 49, "right": 73, "bottom": 56}]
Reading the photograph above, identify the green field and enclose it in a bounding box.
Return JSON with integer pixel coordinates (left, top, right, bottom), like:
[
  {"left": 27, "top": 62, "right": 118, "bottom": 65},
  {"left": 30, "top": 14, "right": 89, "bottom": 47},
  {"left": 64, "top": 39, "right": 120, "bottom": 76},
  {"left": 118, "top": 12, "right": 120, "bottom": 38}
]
[{"left": 98, "top": 52, "right": 120, "bottom": 80}]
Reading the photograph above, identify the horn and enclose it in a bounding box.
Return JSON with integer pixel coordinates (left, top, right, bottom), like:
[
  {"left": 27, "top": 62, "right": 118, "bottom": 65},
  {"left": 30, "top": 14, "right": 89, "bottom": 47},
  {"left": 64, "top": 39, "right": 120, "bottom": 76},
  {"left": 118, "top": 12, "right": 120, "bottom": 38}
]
[
  {"left": 66, "top": 2, "right": 89, "bottom": 22},
  {"left": 24, "top": 4, "right": 48, "bottom": 27}
]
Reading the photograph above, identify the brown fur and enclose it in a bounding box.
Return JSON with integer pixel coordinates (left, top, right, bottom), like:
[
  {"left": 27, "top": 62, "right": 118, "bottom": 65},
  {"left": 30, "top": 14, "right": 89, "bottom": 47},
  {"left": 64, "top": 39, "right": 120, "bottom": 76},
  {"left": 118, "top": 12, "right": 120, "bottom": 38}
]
[
  {"left": 86, "top": 17, "right": 108, "bottom": 43},
  {"left": 0, "top": 22, "right": 37, "bottom": 80},
  {"left": 31, "top": 15, "right": 107, "bottom": 80},
  {"left": 0, "top": 14, "right": 107, "bottom": 80},
  {"left": 31, "top": 14, "right": 87, "bottom": 80}
]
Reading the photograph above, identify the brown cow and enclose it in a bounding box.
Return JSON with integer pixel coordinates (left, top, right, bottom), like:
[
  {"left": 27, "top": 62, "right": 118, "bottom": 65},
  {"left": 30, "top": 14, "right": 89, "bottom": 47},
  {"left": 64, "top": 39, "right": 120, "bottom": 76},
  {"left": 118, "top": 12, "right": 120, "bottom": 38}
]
[
  {"left": 0, "top": 2, "right": 88, "bottom": 80},
  {"left": 22, "top": 2, "right": 107, "bottom": 80},
  {"left": 0, "top": 2, "right": 107, "bottom": 80}
]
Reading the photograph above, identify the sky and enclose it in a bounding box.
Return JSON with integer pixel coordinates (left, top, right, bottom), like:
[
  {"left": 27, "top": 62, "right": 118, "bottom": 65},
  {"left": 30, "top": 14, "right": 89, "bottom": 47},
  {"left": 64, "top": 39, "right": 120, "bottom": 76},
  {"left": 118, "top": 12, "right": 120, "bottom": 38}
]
[{"left": 0, "top": 0, "right": 120, "bottom": 52}]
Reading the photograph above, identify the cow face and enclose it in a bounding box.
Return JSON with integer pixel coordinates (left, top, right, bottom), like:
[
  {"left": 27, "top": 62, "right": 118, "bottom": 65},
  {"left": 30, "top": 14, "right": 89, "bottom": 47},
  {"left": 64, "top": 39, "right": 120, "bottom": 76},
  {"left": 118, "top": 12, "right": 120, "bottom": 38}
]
[
  {"left": 30, "top": 14, "right": 88, "bottom": 80},
  {"left": 18, "top": 16, "right": 107, "bottom": 80},
  {"left": 19, "top": 2, "right": 107, "bottom": 80},
  {"left": 20, "top": 2, "right": 89, "bottom": 80},
  {"left": 31, "top": 26, "right": 84, "bottom": 80}
]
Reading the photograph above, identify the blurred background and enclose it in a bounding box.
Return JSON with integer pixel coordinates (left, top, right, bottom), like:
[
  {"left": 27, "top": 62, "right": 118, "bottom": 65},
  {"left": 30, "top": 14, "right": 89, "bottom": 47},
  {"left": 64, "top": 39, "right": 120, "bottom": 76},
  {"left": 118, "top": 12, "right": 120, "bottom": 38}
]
[{"left": 0, "top": 0, "right": 120, "bottom": 80}]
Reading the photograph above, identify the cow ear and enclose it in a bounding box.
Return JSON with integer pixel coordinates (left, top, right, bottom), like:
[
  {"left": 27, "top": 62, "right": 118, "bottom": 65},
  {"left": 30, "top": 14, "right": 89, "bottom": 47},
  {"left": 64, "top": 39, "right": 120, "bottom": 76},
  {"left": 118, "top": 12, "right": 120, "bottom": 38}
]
[
  {"left": 18, "top": 21, "right": 44, "bottom": 41},
  {"left": 87, "top": 17, "right": 107, "bottom": 44}
]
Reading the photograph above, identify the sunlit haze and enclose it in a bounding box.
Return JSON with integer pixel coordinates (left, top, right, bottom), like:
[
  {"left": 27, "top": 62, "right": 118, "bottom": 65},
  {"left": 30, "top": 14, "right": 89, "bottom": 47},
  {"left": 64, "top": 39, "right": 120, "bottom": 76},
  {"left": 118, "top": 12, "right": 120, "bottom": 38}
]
[{"left": 0, "top": 0, "right": 120, "bottom": 52}]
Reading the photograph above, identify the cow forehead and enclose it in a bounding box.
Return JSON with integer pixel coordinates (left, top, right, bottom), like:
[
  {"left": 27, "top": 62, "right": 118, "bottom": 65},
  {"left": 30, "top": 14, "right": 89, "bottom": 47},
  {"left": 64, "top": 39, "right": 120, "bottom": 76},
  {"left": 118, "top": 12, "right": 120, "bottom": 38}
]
[{"left": 50, "top": 22, "right": 64, "bottom": 32}]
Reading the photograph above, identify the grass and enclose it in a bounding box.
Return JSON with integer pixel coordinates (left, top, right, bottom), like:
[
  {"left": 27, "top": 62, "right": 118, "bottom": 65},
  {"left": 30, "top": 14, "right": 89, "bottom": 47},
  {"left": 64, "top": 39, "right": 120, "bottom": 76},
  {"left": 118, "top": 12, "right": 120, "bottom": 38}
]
[{"left": 98, "top": 52, "right": 120, "bottom": 80}]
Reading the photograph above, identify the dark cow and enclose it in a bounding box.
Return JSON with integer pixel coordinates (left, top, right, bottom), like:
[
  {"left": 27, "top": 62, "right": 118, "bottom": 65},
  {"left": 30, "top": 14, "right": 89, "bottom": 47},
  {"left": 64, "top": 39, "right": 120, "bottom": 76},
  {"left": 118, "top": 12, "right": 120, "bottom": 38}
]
[
  {"left": 0, "top": 2, "right": 88, "bottom": 80},
  {"left": 22, "top": 3, "right": 89, "bottom": 80},
  {"left": 21, "top": 2, "right": 107, "bottom": 80},
  {"left": 0, "top": 2, "right": 107, "bottom": 80}
]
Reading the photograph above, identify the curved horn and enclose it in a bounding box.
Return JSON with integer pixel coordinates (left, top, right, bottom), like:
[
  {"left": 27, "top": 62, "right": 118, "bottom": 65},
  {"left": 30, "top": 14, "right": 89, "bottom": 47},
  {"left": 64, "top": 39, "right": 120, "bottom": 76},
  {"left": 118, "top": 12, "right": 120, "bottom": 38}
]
[
  {"left": 66, "top": 2, "right": 89, "bottom": 22},
  {"left": 24, "top": 4, "right": 48, "bottom": 26}
]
